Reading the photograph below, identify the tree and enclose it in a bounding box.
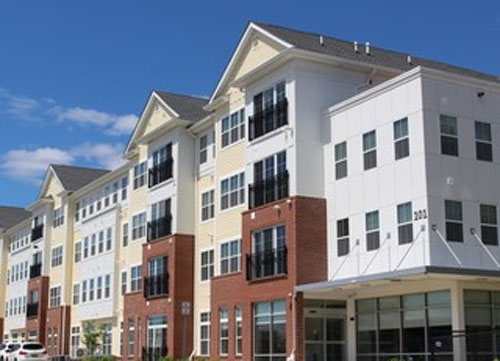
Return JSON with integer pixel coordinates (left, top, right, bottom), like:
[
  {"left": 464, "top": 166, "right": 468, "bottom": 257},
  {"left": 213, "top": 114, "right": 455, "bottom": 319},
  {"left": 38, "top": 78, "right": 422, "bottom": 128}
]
[{"left": 82, "top": 321, "right": 104, "bottom": 356}]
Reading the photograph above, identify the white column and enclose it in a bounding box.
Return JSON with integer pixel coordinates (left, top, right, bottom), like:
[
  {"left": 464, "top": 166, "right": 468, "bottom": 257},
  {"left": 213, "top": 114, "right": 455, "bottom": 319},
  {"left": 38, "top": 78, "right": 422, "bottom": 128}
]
[
  {"left": 451, "top": 281, "right": 466, "bottom": 361},
  {"left": 346, "top": 297, "right": 356, "bottom": 360}
]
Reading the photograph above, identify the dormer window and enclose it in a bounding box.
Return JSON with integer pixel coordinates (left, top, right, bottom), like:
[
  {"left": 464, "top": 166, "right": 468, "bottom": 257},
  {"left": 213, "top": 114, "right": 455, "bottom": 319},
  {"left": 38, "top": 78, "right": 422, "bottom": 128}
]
[{"left": 149, "top": 143, "right": 173, "bottom": 188}]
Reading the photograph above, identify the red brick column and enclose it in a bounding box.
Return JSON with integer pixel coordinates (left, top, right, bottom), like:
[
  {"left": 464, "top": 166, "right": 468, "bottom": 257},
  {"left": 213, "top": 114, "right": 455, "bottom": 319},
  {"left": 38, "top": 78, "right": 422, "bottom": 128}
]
[{"left": 26, "top": 276, "right": 49, "bottom": 343}]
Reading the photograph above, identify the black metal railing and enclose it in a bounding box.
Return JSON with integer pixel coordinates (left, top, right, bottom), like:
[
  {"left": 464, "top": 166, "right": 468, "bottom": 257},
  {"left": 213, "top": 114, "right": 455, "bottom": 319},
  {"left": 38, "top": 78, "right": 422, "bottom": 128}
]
[
  {"left": 249, "top": 98, "right": 288, "bottom": 141},
  {"left": 148, "top": 158, "right": 173, "bottom": 188},
  {"left": 31, "top": 224, "right": 44, "bottom": 241},
  {"left": 249, "top": 170, "right": 289, "bottom": 209},
  {"left": 147, "top": 215, "right": 172, "bottom": 242},
  {"left": 143, "top": 274, "right": 169, "bottom": 298},
  {"left": 30, "top": 263, "right": 42, "bottom": 279},
  {"left": 142, "top": 346, "right": 167, "bottom": 361},
  {"left": 26, "top": 302, "right": 38, "bottom": 318},
  {"left": 246, "top": 247, "right": 287, "bottom": 280}
]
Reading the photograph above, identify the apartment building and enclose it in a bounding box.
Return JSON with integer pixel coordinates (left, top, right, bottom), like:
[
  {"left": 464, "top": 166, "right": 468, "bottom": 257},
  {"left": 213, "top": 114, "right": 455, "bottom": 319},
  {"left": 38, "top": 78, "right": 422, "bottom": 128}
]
[{"left": 0, "top": 21, "right": 499, "bottom": 361}]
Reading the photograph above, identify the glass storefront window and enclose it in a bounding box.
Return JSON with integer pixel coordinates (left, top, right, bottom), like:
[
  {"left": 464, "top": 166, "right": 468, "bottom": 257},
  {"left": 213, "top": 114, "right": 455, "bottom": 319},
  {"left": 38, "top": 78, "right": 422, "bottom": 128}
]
[
  {"left": 356, "top": 290, "right": 452, "bottom": 360},
  {"left": 464, "top": 289, "right": 500, "bottom": 359},
  {"left": 254, "top": 300, "right": 286, "bottom": 361}
]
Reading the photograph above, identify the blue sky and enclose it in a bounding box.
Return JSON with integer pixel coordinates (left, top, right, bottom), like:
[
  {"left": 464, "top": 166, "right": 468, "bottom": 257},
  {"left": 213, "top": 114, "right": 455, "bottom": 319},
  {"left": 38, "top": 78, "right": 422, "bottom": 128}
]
[{"left": 0, "top": 1, "right": 499, "bottom": 207}]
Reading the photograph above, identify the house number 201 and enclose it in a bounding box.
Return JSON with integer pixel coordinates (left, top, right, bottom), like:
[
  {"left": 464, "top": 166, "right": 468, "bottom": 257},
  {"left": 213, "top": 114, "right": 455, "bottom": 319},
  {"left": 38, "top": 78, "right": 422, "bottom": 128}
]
[{"left": 414, "top": 209, "right": 427, "bottom": 220}]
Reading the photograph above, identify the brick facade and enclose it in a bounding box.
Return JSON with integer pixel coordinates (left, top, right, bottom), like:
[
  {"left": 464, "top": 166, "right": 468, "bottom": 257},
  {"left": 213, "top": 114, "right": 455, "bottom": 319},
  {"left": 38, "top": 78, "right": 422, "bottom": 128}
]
[
  {"left": 0, "top": 318, "right": 3, "bottom": 342},
  {"left": 46, "top": 305, "right": 71, "bottom": 356},
  {"left": 25, "top": 276, "right": 50, "bottom": 343},
  {"left": 210, "top": 196, "right": 327, "bottom": 361},
  {"left": 123, "top": 233, "right": 194, "bottom": 360}
]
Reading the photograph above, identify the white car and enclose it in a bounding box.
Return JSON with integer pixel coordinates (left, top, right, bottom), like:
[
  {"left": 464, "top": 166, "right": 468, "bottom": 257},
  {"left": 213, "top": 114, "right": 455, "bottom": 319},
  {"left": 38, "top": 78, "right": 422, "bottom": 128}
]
[
  {"left": 0, "top": 343, "right": 19, "bottom": 361},
  {"left": 7, "top": 343, "right": 47, "bottom": 361}
]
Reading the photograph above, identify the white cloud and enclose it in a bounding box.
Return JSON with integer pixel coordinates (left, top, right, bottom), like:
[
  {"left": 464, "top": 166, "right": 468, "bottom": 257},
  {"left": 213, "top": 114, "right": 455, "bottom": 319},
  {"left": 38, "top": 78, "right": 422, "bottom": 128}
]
[
  {"left": 1, "top": 147, "right": 74, "bottom": 184},
  {"left": 0, "top": 143, "right": 125, "bottom": 185},
  {"left": 0, "top": 87, "right": 138, "bottom": 136},
  {"left": 70, "top": 142, "right": 126, "bottom": 170}
]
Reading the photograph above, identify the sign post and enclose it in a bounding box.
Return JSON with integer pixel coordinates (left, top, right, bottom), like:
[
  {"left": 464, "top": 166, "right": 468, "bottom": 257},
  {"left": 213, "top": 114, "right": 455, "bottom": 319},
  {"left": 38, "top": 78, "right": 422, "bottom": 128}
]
[{"left": 181, "top": 301, "right": 190, "bottom": 359}]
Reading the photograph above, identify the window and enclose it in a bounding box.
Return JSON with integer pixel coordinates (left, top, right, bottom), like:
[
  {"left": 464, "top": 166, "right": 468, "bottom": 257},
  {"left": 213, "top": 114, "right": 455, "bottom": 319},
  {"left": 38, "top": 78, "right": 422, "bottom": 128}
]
[
  {"left": 250, "top": 225, "right": 286, "bottom": 279},
  {"left": 394, "top": 117, "right": 409, "bottom": 159},
  {"left": 250, "top": 81, "right": 287, "bottom": 140},
  {"left": 96, "top": 276, "right": 103, "bottom": 300},
  {"left": 131, "top": 265, "right": 142, "bottom": 292},
  {"left": 220, "top": 172, "right": 245, "bottom": 210},
  {"left": 201, "top": 190, "right": 215, "bottom": 221},
  {"left": 356, "top": 291, "right": 451, "bottom": 359},
  {"left": 464, "top": 290, "right": 500, "bottom": 358},
  {"left": 121, "top": 176, "right": 129, "bottom": 200},
  {"left": 397, "top": 202, "right": 413, "bottom": 244},
  {"left": 475, "top": 121, "right": 493, "bottom": 161},
  {"left": 123, "top": 223, "right": 129, "bottom": 247},
  {"left": 221, "top": 108, "right": 245, "bottom": 148},
  {"left": 102, "top": 324, "right": 112, "bottom": 355},
  {"left": 51, "top": 246, "right": 63, "bottom": 267},
  {"left": 106, "top": 228, "right": 112, "bottom": 251},
  {"left": 251, "top": 151, "right": 288, "bottom": 208},
  {"left": 104, "top": 187, "right": 110, "bottom": 207},
  {"left": 219, "top": 308, "right": 229, "bottom": 355},
  {"left": 133, "top": 162, "right": 147, "bottom": 189},
  {"left": 363, "top": 130, "right": 377, "bottom": 170},
  {"left": 337, "top": 218, "right": 349, "bottom": 256},
  {"left": 199, "top": 132, "right": 215, "bottom": 164},
  {"left": 98, "top": 231, "right": 104, "bottom": 253},
  {"left": 83, "top": 237, "right": 89, "bottom": 258},
  {"left": 445, "top": 200, "right": 463, "bottom": 242},
  {"left": 71, "top": 326, "right": 80, "bottom": 358},
  {"left": 75, "top": 202, "right": 80, "bottom": 222},
  {"left": 254, "top": 300, "right": 286, "bottom": 360},
  {"left": 53, "top": 207, "right": 64, "bottom": 228},
  {"left": 49, "top": 286, "right": 61, "bottom": 308},
  {"left": 74, "top": 242, "right": 81, "bottom": 263},
  {"left": 200, "top": 312, "right": 210, "bottom": 356},
  {"left": 128, "top": 319, "right": 135, "bottom": 356},
  {"left": 132, "top": 213, "right": 146, "bottom": 240},
  {"left": 89, "top": 279, "right": 95, "bottom": 301},
  {"left": 366, "top": 211, "right": 380, "bottom": 251},
  {"left": 81, "top": 281, "right": 87, "bottom": 303},
  {"left": 335, "top": 142, "right": 347, "bottom": 179},
  {"left": 235, "top": 307, "right": 242, "bottom": 355},
  {"left": 440, "top": 115, "right": 459, "bottom": 156},
  {"left": 201, "top": 249, "right": 214, "bottom": 281},
  {"left": 91, "top": 234, "right": 96, "bottom": 256},
  {"left": 121, "top": 271, "right": 127, "bottom": 296},
  {"left": 72, "top": 284, "right": 80, "bottom": 305},
  {"left": 480, "top": 204, "right": 498, "bottom": 245},
  {"left": 220, "top": 239, "right": 241, "bottom": 275}
]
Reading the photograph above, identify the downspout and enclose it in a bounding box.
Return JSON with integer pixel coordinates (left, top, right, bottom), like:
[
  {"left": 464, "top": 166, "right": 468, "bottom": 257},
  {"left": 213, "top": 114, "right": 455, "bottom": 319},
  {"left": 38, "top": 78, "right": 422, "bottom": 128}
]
[{"left": 289, "top": 291, "right": 297, "bottom": 361}]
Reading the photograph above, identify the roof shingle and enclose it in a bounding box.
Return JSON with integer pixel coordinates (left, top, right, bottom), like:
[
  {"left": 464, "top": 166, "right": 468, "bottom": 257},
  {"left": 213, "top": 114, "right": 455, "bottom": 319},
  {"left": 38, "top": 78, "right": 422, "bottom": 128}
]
[
  {"left": 0, "top": 206, "right": 31, "bottom": 230},
  {"left": 154, "top": 91, "right": 210, "bottom": 122},
  {"left": 51, "top": 164, "right": 110, "bottom": 192},
  {"left": 254, "top": 22, "right": 499, "bottom": 84}
]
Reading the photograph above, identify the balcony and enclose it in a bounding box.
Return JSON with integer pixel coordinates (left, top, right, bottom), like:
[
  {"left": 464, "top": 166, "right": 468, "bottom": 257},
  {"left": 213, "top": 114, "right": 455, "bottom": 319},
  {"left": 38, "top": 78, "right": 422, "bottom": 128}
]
[
  {"left": 246, "top": 246, "right": 287, "bottom": 281},
  {"left": 143, "top": 274, "right": 169, "bottom": 298},
  {"left": 30, "top": 263, "right": 42, "bottom": 279},
  {"left": 148, "top": 158, "right": 173, "bottom": 188},
  {"left": 249, "top": 170, "right": 289, "bottom": 209},
  {"left": 249, "top": 98, "right": 288, "bottom": 141},
  {"left": 147, "top": 215, "right": 172, "bottom": 242},
  {"left": 31, "top": 224, "right": 44, "bottom": 241},
  {"left": 26, "top": 302, "right": 38, "bottom": 318},
  {"left": 142, "top": 346, "right": 167, "bottom": 361}
]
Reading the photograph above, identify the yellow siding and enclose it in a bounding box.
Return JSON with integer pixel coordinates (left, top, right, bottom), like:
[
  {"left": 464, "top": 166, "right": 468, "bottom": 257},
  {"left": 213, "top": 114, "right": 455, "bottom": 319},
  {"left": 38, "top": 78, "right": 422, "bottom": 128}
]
[{"left": 143, "top": 105, "right": 173, "bottom": 138}]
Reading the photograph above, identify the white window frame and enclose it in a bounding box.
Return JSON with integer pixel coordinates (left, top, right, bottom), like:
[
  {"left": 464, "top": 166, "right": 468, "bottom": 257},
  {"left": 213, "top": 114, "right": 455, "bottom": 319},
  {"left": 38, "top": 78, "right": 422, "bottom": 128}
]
[
  {"left": 220, "top": 170, "right": 245, "bottom": 211},
  {"left": 221, "top": 108, "right": 245, "bottom": 149},
  {"left": 51, "top": 245, "right": 63, "bottom": 268},
  {"left": 133, "top": 161, "right": 147, "bottom": 189},
  {"left": 130, "top": 264, "right": 142, "bottom": 292},
  {"left": 219, "top": 239, "right": 241, "bottom": 275},
  {"left": 200, "top": 248, "right": 215, "bottom": 282},
  {"left": 132, "top": 212, "right": 146, "bottom": 240},
  {"left": 201, "top": 189, "right": 215, "bottom": 222},
  {"left": 49, "top": 286, "right": 61, "bottom": 308}
]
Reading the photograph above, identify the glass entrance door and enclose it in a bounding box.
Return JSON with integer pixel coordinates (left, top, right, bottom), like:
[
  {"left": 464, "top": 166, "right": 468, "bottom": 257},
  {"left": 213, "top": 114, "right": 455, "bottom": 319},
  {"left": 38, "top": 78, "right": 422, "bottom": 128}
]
[
  {"left": 146, "top": 316, "right": 167, "bottom": 361},
  {"left": 304, "top": 300, "right": 346, "bottom": 361}
]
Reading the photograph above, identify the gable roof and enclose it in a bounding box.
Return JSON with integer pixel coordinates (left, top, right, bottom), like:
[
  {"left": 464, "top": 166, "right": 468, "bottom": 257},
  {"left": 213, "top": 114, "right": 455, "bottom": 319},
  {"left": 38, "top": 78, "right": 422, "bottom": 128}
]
[
  {"left": 154, "top": 91, "right": 210, "bottom": 122},
  {"left": 125, "top": 91, "right": 211, "bottom": 155},
  {"left": 0, "top": 206, "right": 31, "bottom": 230},
  {"left": 51, "top": 164, "right": 110, "bottom": 192},
  {"left": 253, "top": 22, "right": 500, "bottom": 84}
]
